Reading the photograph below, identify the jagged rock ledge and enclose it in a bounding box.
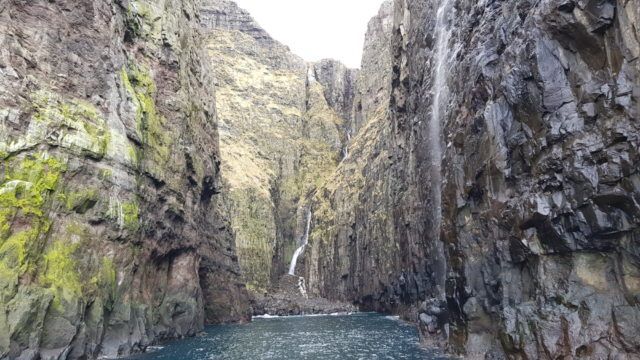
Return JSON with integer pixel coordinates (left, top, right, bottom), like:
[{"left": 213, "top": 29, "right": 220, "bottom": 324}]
[{"left": 252, "top": 275, "right": 357, "bottom": 316}]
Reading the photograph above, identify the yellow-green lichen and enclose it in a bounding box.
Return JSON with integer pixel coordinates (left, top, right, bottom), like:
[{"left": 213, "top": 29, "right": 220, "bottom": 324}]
[
  {"left": 98, "top": 168, "right": 113, "bottom": 181},
  {"left": 0, "top": 153, "right": 65, "bottom": 299},
  {"left": 120, "top": 65, "right": 172, "bottom": 173},
  {"left": 127, "top": 144, "right": 139, "bottom": 166},
  {"left": 39, "top": 222, "right": 117, "bottom": 308},
  {"left": 40, "top": 240, "right": 82, "bottom": 305},
  {"left": 0, "top": 227, "right": 44, "bottom": 276},
  {"left": 31, "top": 91, "right": 110, "bottom": 159},
  {"left": 65, "top": 189, "right": 99, "bottom": 214},
  {"left": 0, "top": 154, "right": 66, "bottom": 219},
  {"left": 90, "top": 257, "right": 117, "bottom": 306},
  {"left": 122, "top": 201, "right": 140, "bottom": 231}
]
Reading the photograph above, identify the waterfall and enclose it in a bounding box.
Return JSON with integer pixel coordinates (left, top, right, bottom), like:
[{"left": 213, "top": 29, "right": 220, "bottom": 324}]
[
  {"left": 341, "top": 129, "right": 352, "bottom": 161},
  {"left": 427, "top": 0, "right": 455, "bottom": 295},
  {"left": 429, "top": 0, "right": 453, "bottom": 238},
  {"left": 288, "top": 246, "right": 305, "bottom": 275},
  {"left": 288, "top": 209, "right": 312, "bottom": 275}
]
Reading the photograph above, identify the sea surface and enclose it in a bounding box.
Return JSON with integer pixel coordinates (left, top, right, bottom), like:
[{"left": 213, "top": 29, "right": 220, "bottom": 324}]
[{"left": 127, "top": 312, "right": 448, "bottom": 360}]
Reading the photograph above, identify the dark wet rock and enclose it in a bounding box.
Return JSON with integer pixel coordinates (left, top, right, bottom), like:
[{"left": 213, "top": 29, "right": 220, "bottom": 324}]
[
  {"left": 253, "top": 276, "right": 357, "bottom": 316},
  {"left": 304, "top": 0, "right": 640, "bottom": 358}
]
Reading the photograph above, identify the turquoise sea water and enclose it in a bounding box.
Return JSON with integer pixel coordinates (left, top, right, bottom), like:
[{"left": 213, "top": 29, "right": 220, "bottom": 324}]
[{"left": 127, "top": 313, "right": 448, "bottom": 360}]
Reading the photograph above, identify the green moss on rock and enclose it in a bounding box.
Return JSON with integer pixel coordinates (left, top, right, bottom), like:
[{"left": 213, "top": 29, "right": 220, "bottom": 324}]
[
  {"left": 31, "top": 91, "right": 110, "bottom": 159},
  {"left": 65, "top": 189, "right": 99, "bottom": 214},
  {"left": 98, "top": 168, "right": 113, "bottom": 180},
  {"left": 40, "top": 240, "right": 82, "bottom": 306},
  {"left": 0, "top": 153, "right": 66, "bottom": 307},
  {"left": 122, "top": 201, "right": 140, "bottom": 231},
  {"left": 0, "top": 154, "right": 66, "bottom": 219},
  {"left": 121, "top": 65, "right": 173, "bottom": 180}
]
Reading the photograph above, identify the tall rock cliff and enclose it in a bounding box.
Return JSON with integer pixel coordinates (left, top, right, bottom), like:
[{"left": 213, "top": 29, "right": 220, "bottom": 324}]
[
  {"left": 199, "top": 0, "right": 357, "bottom": 291},
  {"left": 305, "top": 0, "right": 443, "bottom": 315},
  {"left": 306, "top": 0, "right": 640, "bottom": 358},
  {"left": 0, "top": 0, "right": 250, "bottom": 358}
]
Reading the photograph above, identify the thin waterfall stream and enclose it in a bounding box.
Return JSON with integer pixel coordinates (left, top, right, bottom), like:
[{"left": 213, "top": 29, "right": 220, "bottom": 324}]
[
  {"left": 429, "top": 0, "right": 453, "bottom": 238},
  {"left": 288, "top": 209, "right": 312, "bottom": 275}
]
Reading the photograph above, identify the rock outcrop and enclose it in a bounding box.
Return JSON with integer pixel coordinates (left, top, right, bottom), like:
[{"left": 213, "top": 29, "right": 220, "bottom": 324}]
[
  {"left": 305, "top": 0, "right": 640, "bottom": 358},
  {"left": 200, "top": 0, "right": 357, "bottom": 291},
  {"left": 252, "top": 275, "right": 357, "bottom": 317},
  {"left": 0, "top": 0, "right": 250, "bottom": 358}
]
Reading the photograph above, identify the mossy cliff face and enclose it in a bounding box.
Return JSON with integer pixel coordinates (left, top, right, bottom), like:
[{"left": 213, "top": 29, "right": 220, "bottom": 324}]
[
  {"left": 200, "top": 0, "right": 355, "bottom": 291},
  {"left": 305, "top": 0, "right": 640, "bottom": 358},
  {"left": 0, "top": 0, "right": 249, "bottom": 358}
]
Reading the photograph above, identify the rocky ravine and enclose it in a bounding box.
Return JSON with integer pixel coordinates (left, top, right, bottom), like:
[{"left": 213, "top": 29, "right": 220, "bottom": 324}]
[
  {"left": 1, "top": 0, "right": 639, "bottom": 359},
  {"left": 199, "top": 0, "right": 358, "bottom": 292},
  {"left": 305, "top": 0, "right": 640, "bottom": 358},
  {"left": 0, "top": 1, "right": 250, "bottom": 359}
]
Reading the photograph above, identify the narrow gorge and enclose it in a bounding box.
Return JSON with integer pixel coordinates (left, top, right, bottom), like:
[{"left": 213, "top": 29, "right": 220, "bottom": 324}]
[{"left": 0, "top": 0, "right": 638, "bottom": 359}]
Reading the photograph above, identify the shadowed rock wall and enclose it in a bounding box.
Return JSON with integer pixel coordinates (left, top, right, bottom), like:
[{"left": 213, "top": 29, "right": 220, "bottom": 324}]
[{"left": 305, "top": 0, "right": 640, "bottom": 357}]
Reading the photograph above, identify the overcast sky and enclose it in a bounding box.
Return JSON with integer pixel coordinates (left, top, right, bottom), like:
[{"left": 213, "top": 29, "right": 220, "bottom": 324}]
[{"left": 233, "top": 0, "right": 386, "bottom": 68}]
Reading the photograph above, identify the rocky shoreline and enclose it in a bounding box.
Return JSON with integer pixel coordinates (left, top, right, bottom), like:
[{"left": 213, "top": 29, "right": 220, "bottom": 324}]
[
  {"left": 252, "top": 293, "right": 358, "bottom": 317},
  {"left": 251, "top": 275, "right": 358, "bottom": 317}
]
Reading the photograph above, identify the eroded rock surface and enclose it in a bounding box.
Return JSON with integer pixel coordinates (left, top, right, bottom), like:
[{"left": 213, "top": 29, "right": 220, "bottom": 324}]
[
  {"left": 0, "top": 1, "right": 250, "bottom": 358},
  {"left": 305, "top": 0, "right": 640, "bottom": 358}
]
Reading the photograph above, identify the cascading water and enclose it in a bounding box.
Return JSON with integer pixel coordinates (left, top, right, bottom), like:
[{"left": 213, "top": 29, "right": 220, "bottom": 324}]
[
  {"left": 288, "top": 209, "right": 312, "bottom": 275},
  {"left": 429, "top": 0, "right": 453, "bottom": 239},
  {"left": 428, "top": 0, "right": 455, "bottom": 294},
  {"left": 341, "top": 129, "right": 352, "bottom": 161}
]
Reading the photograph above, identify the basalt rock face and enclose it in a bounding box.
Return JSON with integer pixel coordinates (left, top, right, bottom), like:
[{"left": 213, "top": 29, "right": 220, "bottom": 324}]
[
  {"left": 200, "top": 0, "right": 357, "bottom": 291},
  {"left": 306, "top": 0, "right": 640, "bottom": 358},
  {"left": 352, "top": 0, "right": 394, "bottom": 133},
  {"left": 0, "top": 0, "right": 250, "bottom": 359},
  {"left": 430, "top": 0, "right": 640, "bottom": 357},
  {"left": 312, "top": 60, "right": 358, "bottom": 156},
  {"left": 305, "top": 0, "right": 444, "bottom": 318}
]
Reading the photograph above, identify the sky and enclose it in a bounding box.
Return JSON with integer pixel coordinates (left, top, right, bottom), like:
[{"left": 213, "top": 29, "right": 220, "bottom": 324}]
[{"left": 233, "top": 0, "right": 386, "bottom": 68}]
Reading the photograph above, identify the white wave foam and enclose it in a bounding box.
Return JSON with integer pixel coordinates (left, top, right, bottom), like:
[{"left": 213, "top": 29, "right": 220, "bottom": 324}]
[{"left": 253, "top": 312, "right": 355, "bottom": 320}]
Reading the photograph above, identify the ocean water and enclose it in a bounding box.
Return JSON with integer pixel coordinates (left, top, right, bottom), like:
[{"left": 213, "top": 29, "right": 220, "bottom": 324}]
[{"left": 127, "top": 313, "right": 448, "bottom": 360}]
